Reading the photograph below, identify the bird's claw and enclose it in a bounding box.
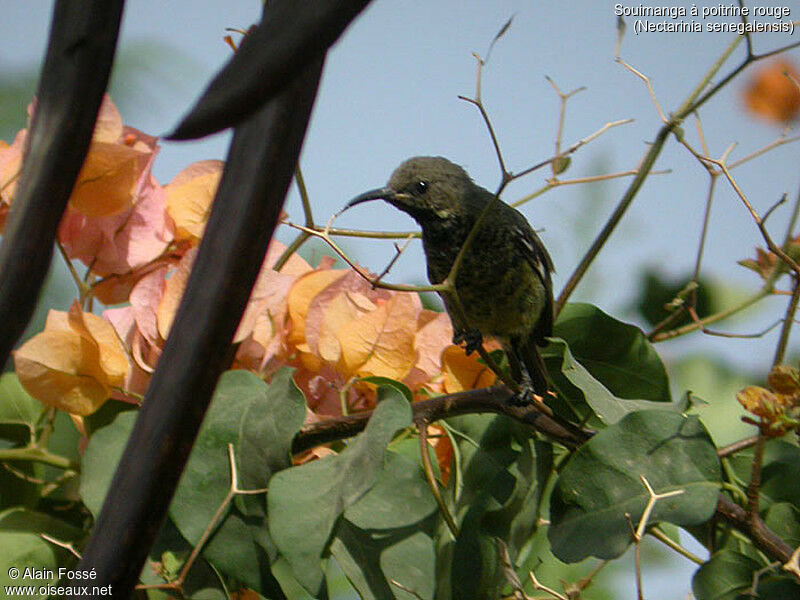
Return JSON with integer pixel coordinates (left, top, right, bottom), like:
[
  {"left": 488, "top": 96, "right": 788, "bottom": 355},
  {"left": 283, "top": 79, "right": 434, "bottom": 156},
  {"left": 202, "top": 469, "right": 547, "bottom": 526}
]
[
  {"left": 509, "top": 384, "right": 554, "bottom": 415},
  {"left": 453, "top": 328, "right": 483, "bottom": 355},
  {"left": 509, "top": 387, "right": 535, "bottom": 406}
]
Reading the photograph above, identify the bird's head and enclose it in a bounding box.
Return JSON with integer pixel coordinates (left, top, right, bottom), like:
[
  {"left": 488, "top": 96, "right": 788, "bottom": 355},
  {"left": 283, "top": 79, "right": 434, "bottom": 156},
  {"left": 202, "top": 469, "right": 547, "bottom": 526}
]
[{"left": 344, "top": 156, "right": 474, "bottom": 223}]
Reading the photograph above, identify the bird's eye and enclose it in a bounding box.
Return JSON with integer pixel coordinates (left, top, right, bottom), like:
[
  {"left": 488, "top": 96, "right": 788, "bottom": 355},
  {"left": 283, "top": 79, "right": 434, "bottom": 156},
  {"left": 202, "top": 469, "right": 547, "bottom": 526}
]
[{"left": 413, "top": 180, "right": 428, "bottom": 194}]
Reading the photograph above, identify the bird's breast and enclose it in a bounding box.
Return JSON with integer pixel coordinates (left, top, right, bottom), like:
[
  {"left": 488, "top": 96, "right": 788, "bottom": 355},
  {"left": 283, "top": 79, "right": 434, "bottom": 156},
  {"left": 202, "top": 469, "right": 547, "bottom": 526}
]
[{"left": 421, "top": 228, "right": 544, "bottom": 339}]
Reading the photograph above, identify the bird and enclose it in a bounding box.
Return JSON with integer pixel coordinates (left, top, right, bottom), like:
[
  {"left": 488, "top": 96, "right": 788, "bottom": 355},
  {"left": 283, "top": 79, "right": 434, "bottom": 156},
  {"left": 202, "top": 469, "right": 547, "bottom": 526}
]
[{"left": 343, "top": 156, "right": 553, "bottom": 403}]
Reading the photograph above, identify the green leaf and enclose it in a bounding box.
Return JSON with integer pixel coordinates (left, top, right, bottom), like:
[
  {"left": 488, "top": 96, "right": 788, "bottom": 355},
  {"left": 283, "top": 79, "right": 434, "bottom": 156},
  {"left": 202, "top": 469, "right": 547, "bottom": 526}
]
[
  {"left": 0, "top": 507, "right": 83, "bottom": 594},
  {"left": 546, "top": 338, "right": 682, "bottom": 424},
  {"left": 0, "top": 373, "right": 42, "bottom": 430},
  {"left": 332, "top": 451, "right": 436, "bottom": 599},
  {"left": 438, "top": 415, "right": 551, "bottom": 600},
  {"left": 171, "top": 369, "right": 303, "bottom": 595},
  {"left": 80, "top": 410, "right": 137, "bottom": 516},
  {"left": 0, "top": 374, "right": 49, "bottom": 508},
  {"left": 764, "top": 502, "right": 800, "bottom": 547},
  {"left": 344, "top": 451, "right": 436, "bottom": 529},
  {"left": 758, "top": 440, "right": 800, "bottom": 510},
  {"left": 359, "top": 376, "right": 413, "bottom": 403},
  {"left": 729, "top": 440, "right": 800, "bottom": 511},
  {"left": 692, "top": 551, "right": 759, "bottom": 600},
  {"left": 81, "top": 370, "right": 304, "bottom": 596},
  {"left": 451, "top": 507, "right": 501, "bottom": 600},
  {"left": 692, "top": 550, "right": 800, "bottom": 599},
  {"left": 268, "top": 387, "right": 412, "bottom": 595},
  {"left": 332, "top": 527, "right": 434, "bottom": 600},
  {"left": 139, "top": 518, "right": 230, "bottom": 600},
  {"left": 338, "top": 534, "right": 436, "bottom": 597},
  {"left": 551, "top": 303, "right": 671, "bottom": 403},
  {"left": 236, "top": 367, "right": 306, "bottom": 524},
  {"left": 549, "top": 410, "right": 721, "bottom": 562}
]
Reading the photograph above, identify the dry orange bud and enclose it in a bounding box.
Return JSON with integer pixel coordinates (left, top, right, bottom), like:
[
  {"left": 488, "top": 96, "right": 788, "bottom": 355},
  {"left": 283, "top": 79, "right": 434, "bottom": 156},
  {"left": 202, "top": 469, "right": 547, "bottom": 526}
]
[
  {"left": 737, "top": 385, "right": 779, "bottom": 419},
  {"left": 767, "top": 365, "right": 800, "bottom": 395}
]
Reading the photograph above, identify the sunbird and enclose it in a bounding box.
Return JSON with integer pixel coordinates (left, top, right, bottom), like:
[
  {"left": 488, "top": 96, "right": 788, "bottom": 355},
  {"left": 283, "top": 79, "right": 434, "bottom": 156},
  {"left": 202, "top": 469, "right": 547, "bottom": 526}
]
[{"left": 344, "top": 156, "right": 553, "bottom": 403}]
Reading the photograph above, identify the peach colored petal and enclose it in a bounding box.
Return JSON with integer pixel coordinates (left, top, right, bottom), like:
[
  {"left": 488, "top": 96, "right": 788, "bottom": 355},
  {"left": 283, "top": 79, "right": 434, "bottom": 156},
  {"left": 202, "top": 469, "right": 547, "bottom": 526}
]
[
  {"left": 0, "top": 130, "right": 25, "bottom": 208},
  {"left": 67, "top": 303, "right": 128, "bottom": 389},
  {"left": 104, "top": 305, "right": 157, "bottom": 397},
  {"left": 264, "top": 239, "right": 314, "bottom": 276},
  {"left": 157, "top": 249, "right": 195, "bottom": 340},
  {"left": 441, "top": 345, "right": 497, "bottom": 394},
  {"left": 70, "top": 141, "right": 151, "bottom": 217},
  {"left": 303, "top": 271, "right": 391, "bottom": 357},
  {"left": 287, "top": 270, "right": 349, "bottom": 348},
  {"left": 413, "top": 311, "right": 452, "bottom": 380},
  {"left": 59, "top": 175, "right": 173, "bottom": 277},
  {"left": 337, "top": 293, "right": 420, "bottom": 380},
  {"left": 14, "top": 303, "right": 130, "bottom": 415},
  {"left": 165, "top": 160, "right": 224, "bottom": 244},
  {"left": 130, "top": 266, "right": 168, "bottom": 346},
  {"left": 92, "top": 95, "right": 124, "bottom": 143}
]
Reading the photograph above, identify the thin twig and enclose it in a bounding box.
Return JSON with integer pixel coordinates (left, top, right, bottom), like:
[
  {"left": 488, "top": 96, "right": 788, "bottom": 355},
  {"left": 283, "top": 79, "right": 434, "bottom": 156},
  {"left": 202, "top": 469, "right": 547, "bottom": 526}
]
[
  {"left": 310, "top": 225, "right": 420, "bottom": 239},
  {"left": 286, "top": 222, "right": 446, "bottom": 293},
  {"left": 615, "top": 57, "right": 667, "bottom": 122},
  {"left": 746, "top": 433, "right": 766, "bottom": 523},
  {"left": 545, "top": 75, "right": 587, "bottom": 170},
  {"left": 718, "top": 435, "right": 760, "bottom": 458},
  {"left": 418, "top": 421, "right": 458, "bottom": 538},
  {"left": 135, "top": 444, "right": 267, "bottom": 595},
  {"left": 41, "top": 534, "right": 82, "bottom": 560},
  {"left": 372, "top": 234, "right": 414, "bottom": 287},
  {"left": 648, "top": 527, "right": 704, "bottom": 565},
  {"left": 557, "top": 35, "right": 750, "bottom": 311},
  {"left": 774, "top": 275, "right": 800, "bottom": 365},
  {"left": 706, "top": 158, "right": 800, "bottom": 279}
]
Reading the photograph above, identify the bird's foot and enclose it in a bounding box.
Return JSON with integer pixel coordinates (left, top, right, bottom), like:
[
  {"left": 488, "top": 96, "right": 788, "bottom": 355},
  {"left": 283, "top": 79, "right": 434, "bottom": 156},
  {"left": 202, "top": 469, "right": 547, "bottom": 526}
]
[
  {"left": 453, "top": 328, "right": 483, "bottom": 355},
  {"left": 509, "top": 384, "right": 554, "bottom": 416}
]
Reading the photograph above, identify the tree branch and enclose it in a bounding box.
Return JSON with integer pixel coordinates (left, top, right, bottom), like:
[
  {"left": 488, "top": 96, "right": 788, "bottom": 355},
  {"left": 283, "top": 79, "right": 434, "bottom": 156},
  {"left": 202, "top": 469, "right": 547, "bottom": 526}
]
[{"left": 291, "top": 385, "right": 592, "bottom": 454}]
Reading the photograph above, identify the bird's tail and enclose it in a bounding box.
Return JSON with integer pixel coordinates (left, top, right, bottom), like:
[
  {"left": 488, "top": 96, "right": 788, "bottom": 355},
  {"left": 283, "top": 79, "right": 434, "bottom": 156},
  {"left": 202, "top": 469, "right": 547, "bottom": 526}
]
[{"left": 507, "top": 336, "right": 549, "bottom": 397}]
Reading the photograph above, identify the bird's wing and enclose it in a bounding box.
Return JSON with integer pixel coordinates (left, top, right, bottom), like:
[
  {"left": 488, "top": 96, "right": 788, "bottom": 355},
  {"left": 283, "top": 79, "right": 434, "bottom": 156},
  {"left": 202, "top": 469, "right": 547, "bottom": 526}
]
[{"left": 511, "top": 215, "right": 554, "bottom": 342}]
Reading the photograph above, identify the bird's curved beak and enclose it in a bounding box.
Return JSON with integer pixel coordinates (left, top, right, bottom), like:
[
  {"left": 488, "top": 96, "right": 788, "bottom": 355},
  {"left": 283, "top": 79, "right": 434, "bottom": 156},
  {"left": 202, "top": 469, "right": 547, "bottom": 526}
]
[{"left": 343, "top": 186, "right": 396, "bottom": 211}]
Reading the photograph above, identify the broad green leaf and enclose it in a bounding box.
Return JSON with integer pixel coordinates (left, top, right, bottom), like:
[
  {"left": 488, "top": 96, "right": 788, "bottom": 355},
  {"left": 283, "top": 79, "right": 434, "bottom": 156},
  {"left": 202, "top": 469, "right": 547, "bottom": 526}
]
[
  {"left": 80, "top": 410, "right": 136, "bottom": 516},
  {"left": 0, "top": 374, "right": 45, "bottom": 507},
  {"left": 139, "top": 518, "right": 229, "bottom": 600},
  {"left": 268, "top": 387, "right": 412, "bottom": 595},
  {"left": 236, "top": 367, "right": 306, "bottom": 514},
  {"left": 439, "top": 415, "right": 551, "bottom": 600},
  {"left": 82, "top": 370, "right": 303, "bottom": 596},
  {"left": 0, "top": 372, "right": 42, "bottom": 429},
  {"left": 692, "top": 550, "right": 800, "bottom": 599},
  {"left": 552, "top": 303, "right": 670, "bottom": 403},
  {"left": 692, "top": 551, "right": 759, "bottom": 600},
  {"left": 755, "top": 440, "right": 800, "bottom": 510},
  {"left": 451, "top": 506, "right": 502, "bottom": 600},
  {"left": 546, "top": 338, "right": 682, "bottom": 424},
  {"left": 0, "top": 508, "right": 83, "bottom": 594},
  {"left": 359, "top": 376, "right": 413, "bottom": 402},
  {"left": 331, "top": 451, "right": 436, "bottom": 599},
  {"left": 763, "top": 502, "right": 800, "bottom": 547},
  {"left": 549, "top": 411, "right": 721, "bottom": 562},
  {"left": 728, "top": 440, "right": 800, "bottom": 512},
  {"left": 345, "top": 450, "right": 436, "bottom": 529},
  {"left": 333, "top": 520, "right": 435, "bottom": 600},
  {"left": 171, "top": 369, "right": 302, "bottom": 595}
]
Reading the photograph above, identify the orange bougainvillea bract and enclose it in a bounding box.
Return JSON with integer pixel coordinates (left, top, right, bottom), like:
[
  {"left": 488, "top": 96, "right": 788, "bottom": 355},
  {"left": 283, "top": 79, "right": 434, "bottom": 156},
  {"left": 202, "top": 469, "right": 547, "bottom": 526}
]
[{"left": 4, "top": 94, "right": 490, "bottom": 484}]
